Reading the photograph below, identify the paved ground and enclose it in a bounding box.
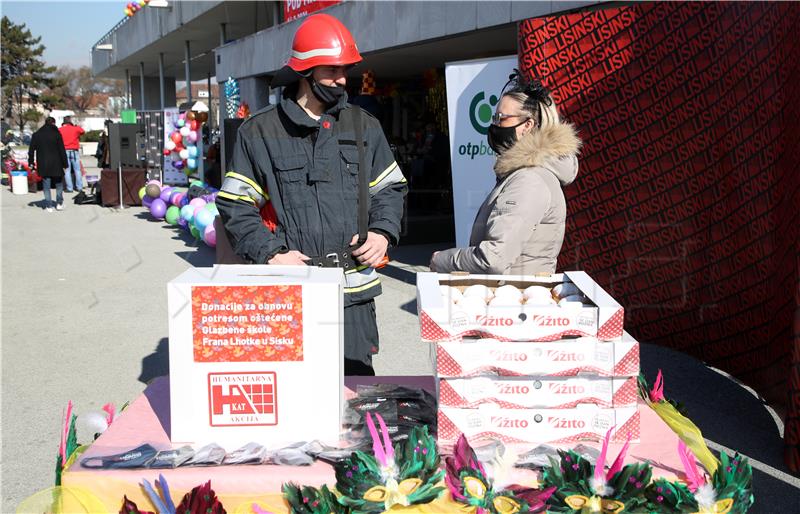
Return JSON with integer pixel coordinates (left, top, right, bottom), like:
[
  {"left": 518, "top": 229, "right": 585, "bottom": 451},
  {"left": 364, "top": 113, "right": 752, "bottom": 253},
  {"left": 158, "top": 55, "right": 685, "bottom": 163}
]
[{"left": 1, "top": 174, "right": 798, "bottom": 512}]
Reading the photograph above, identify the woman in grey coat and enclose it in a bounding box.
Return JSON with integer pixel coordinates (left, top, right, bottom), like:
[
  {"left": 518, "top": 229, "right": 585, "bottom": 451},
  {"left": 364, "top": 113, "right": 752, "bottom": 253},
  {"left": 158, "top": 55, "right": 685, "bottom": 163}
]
[{"left": 431, "top": 74, "right": 581, "bottom": 275}]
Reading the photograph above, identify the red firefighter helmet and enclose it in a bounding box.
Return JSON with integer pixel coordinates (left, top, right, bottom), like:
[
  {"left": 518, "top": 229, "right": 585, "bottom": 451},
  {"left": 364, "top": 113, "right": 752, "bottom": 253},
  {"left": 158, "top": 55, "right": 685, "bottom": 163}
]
[{"left": 287, "top": 14, "right": 362, "bottom": 72}]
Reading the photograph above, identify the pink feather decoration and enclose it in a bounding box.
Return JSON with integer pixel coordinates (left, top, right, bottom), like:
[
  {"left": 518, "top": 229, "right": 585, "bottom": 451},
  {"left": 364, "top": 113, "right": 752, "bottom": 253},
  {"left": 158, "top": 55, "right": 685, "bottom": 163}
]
[
  {"left": 102, "top": 403, "right": 116, "bottom": 425},
  {"left": 678, "top": 441, "right": 705, "bottom": 492},
  {"left": 594, "top": 426, "right": 614, "bottom": 486},
  {"left": 59, "top": 401, "right": 73, "bottom": 464},
  {"left": 444, "top": 435, "right": 484, "bottom": 502},
  {"left": 365, "top": 412, "right": 387, "bottom": 467},
  {"left": 376, "top": 412, "right": 394, "bottom": 462},
  {"left": 649, "top": 370, "right": 665, "bottom": 403},
  {"left": 606, "top": 431, "right": 632, "bottom": 479},
  {"left": 507, "top": 484, "right": 557, "bottom": 511}
]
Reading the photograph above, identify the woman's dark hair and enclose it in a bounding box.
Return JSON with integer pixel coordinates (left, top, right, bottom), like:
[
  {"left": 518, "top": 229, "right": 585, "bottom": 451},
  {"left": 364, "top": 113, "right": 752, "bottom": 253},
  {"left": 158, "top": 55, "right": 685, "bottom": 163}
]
[{"left": 500, "top": 69, "right": 559, "bottom": 129}]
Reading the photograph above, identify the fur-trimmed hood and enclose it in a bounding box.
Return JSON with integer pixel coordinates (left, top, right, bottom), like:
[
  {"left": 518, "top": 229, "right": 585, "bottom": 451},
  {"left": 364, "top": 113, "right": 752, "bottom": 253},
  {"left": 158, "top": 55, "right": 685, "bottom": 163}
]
[{"left": 494, "top": 122, "right": 582, "bottom": 184}]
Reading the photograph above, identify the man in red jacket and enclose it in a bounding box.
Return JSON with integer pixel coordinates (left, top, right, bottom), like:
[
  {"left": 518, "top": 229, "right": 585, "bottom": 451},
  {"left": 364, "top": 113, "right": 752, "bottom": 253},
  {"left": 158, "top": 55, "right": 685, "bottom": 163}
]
[{"left": 59, "top": 116, "right": 85, "bottom": 192}]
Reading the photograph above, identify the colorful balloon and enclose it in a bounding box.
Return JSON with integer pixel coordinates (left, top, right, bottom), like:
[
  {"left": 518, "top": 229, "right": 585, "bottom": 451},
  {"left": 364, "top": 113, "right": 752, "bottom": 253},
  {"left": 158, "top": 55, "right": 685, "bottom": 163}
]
[
  {"left": 138, "top": 186, "right": 146, "bottom": 200},
  {"left": 186, "top": 131, "right": 197, "bottom": 143},
  {"left": 194, "top": 209, "right": 215, "bottom": 231},
  {"left": 173, "top": 160, "right": 185, "bottom": 170},
  {"left": 170, "top": 132, "right": 182, "bottom": 144},
  {"left": 159, "top": 187, "right": 174, "bottom": 203},
  {"left": 179, "top": 149, "right": 189, "bottom": 160},
  {"left": 180, "top": 205, "right": 195, "bottom": 222},
  {"left": 189, "top": 197, "right": 207, "bottom": 208},
  {"left": 165, "top": 140, "right": 176, "bottom": 151},
  {"left": 196, "top": 112, "right": 209, "bottom": 123},
  {"left": 176, "top": 118, "right": 185, "bottom": 128},
  {"left": 187, "top": 158, "right": 197, "bottom": 169},
  {"left": 145, "top": 182, "right": 161, "bottom": 198},
  {"left": 180, "top": 126, "right": 190, "bottom": 137},
  {"left": 165, "top": 205, "right": 180, "bottom": 225},
  {"left": 186, "top": 111, "right": 196, "bottom": 121},
  {"left": 149, "top": 198, "right": 167, "bottom": 219},
  {"left": 204, "top": 224, "right": 217, "bottom": 247}
]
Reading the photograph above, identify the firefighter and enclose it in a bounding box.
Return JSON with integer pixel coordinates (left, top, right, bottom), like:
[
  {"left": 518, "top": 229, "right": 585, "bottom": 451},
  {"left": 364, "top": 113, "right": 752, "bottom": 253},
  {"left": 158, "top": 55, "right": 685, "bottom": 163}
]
[{"left": 217, "top": 14, "right": 407, "bottom": 376}]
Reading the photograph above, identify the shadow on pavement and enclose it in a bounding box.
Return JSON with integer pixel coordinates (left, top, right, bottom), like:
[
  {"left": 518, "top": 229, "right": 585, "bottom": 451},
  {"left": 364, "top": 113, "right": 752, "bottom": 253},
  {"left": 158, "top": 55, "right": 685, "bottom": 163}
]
[{"left": 138, "top": 337, "right": 169, "bottom": 385}]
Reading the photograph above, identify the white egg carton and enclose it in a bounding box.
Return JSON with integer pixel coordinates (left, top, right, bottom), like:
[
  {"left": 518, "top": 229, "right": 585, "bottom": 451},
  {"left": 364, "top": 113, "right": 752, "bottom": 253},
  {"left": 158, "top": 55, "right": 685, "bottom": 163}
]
[
  {"left": 438, "top": 376, "right": 638, "bottom": 409},
  {"left": 435, "top": 334, "right": 640, "bottom": 378},
  {"left": 417, "top": 271, "right": 624, "bottom": 342},
  {"left": 438, "top": 404, "right": 640, "bottom": 446}
]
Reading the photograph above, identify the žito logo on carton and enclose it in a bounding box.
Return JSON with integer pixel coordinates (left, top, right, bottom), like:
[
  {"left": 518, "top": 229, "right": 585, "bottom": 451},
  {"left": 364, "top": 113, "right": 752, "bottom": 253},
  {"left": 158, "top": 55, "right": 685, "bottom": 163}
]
[{"left": 208, "top": 372, "right": 277, "bottom": 427}]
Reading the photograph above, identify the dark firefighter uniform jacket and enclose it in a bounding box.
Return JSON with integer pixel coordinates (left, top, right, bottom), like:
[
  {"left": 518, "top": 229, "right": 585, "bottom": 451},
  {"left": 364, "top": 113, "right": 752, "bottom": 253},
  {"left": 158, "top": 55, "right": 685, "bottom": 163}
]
[{"left": 216, "top": 91, "right": 407, "bottom": 306}]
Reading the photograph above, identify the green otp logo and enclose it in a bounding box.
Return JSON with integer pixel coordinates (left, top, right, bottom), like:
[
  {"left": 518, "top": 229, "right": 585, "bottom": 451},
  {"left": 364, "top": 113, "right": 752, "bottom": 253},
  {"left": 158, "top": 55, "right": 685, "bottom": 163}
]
[{"left": 469, "top": 91, "right": 499, "bottom": 135}]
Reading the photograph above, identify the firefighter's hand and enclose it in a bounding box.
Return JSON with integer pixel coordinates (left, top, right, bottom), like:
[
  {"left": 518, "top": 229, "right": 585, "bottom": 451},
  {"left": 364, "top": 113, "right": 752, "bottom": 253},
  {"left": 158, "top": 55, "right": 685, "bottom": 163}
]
[
  {"left": 268, "top": 250, "right": 309, "bottom": 265},
  {"left": 351, "top": 232, "right": 389, "bottom": 267}
]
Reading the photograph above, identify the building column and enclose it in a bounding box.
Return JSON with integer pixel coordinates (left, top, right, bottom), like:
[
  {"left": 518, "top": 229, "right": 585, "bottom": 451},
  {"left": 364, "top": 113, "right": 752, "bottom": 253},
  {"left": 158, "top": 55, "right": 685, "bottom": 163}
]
[
  {"left": 125, "top": 69, "right": 132, "bottom": 108},
  {"left": 184, "top": 40, "right": 192, "bottom": 105},
  {"left": 139, "top": 61, "right": 146, "bottom": 110},
  {"left": 158, "top": 53, "right": 165, "bottom": 110}
]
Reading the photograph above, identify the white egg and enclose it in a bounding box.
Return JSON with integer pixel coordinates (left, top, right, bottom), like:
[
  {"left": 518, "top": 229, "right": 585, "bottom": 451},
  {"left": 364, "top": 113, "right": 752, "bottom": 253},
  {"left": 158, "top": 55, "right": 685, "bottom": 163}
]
[
  {"left": 552, "top": 282, "right": 581, "bottom": 299},
  {"left": 494, "top": 285, "right": 523, "bottom": 301},
  {"left": 558, "top": 294, "right": 586, "bottom": 308},
  {"left": 523, "top": 285, "right": 553, "bottom": 304},
  {"left": 440, "top": 285, "right": 463, "bottom": 303},
  {"left": 459, "top": 295, "right": 489, "bottom": 318},
  {"left": 463, "top": 284, "right": 493, "bottom": 302},
  {"left": 488, "top": 295, "right": 521, "bottom": 307}
]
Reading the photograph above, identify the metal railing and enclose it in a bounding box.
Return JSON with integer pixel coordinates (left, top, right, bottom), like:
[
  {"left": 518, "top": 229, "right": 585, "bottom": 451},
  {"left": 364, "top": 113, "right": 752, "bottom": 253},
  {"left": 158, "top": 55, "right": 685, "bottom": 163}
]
[{"left": 92, "top": 15, "right": 130, "bottom": 50}]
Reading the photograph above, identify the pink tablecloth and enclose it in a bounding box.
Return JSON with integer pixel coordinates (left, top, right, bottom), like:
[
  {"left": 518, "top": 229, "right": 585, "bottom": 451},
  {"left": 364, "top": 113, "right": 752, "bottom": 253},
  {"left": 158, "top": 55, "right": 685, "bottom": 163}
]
[{"left": 62, "top": 376, "right": 687, "bottom": 513}]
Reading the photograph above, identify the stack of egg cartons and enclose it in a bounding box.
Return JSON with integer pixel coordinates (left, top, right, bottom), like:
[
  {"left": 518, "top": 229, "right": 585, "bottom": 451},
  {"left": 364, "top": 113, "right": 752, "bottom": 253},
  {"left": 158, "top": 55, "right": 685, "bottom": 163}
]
[{"left": 417, "top": 272, "right": 640, "bottom": 450}]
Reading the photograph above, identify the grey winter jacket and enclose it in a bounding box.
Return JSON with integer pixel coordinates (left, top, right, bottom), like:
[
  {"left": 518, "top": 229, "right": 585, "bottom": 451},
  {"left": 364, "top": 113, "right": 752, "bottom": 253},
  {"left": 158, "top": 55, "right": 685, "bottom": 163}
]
[
  {"left": 216, "top": 91, "right": 407, "bottom": 305},
  {"left": 431, "top": 123, "right": 580, "bottom": 275}
]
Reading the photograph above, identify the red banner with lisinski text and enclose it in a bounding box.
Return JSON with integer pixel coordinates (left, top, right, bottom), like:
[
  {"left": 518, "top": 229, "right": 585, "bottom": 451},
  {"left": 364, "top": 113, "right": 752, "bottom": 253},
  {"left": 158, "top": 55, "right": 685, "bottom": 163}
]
[
  {"left": 192, "top": 285, "right": 303, "bottom": 362},
  {"left": 283, "top": 0, "right": 340, "bottom": 23},
  {"left": 518, "top": 2, "right": 800, "bottom": 472}
]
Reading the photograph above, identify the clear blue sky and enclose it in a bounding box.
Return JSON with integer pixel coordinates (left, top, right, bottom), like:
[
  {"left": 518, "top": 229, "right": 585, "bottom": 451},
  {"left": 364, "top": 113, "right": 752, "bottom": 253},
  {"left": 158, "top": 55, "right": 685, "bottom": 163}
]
[{"left": 1, "top": 1, "right": 125, "bottom": 68}]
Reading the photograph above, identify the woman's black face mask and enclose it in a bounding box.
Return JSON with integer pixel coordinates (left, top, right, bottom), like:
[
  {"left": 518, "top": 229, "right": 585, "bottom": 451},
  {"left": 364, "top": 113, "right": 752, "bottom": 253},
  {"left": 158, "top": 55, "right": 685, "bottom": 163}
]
[{"left": 487, "top": 118, "right": 529, "bottom": 155}]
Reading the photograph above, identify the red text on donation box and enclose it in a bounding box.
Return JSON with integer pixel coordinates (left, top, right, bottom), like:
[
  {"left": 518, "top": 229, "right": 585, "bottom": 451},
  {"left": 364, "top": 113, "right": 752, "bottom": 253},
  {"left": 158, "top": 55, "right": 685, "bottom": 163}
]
[{"left": 168, "top": 266, "right": 344, "bottom": 450}]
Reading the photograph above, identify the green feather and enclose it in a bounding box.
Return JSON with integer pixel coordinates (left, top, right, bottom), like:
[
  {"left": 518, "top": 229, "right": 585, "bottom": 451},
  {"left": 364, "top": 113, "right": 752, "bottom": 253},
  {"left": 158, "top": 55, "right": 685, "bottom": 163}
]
[
  {"left": 282, "top": 483, "right": 348, "bottom": 514},
  {"left": 608, "top": 462, "right": 652, "bottom": 501},
  {"left": 712, "top": 453, "right": 754, "bottom": 514},
  {"left": 334, "top": 451, "right": 384, "bottom": 513},
  {"left": 542, "top": 451, "right": 594, "bottom": 512},
  {"left": 397, "top": 425, "right": 444, "bottom": 505},
  {"left": 642, "top": 478, "right": 698, "bottom": 512}
]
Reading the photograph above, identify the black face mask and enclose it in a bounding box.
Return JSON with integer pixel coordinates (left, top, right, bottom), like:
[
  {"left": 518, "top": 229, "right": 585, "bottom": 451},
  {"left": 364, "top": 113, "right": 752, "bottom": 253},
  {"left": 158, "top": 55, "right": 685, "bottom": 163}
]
[
  {"left": 309, "top": 77, "right": 346, "bottom": 106},
  {"left": 487, "top": 119, "right": 529, "bottom": 155}
]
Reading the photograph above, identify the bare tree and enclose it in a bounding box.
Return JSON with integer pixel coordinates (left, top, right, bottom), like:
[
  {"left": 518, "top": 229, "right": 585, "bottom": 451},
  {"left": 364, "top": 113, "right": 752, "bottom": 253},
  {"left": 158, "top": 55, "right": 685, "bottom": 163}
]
[{"left": 47, "top": 66, "right": 125, "bottom": 116}]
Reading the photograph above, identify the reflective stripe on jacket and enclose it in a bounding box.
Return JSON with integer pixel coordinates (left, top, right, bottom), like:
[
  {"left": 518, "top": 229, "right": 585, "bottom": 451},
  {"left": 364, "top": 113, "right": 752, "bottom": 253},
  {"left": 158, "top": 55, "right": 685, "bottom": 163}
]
[{"left": 216, "top": 91, "right": 407, "bottom": 305}]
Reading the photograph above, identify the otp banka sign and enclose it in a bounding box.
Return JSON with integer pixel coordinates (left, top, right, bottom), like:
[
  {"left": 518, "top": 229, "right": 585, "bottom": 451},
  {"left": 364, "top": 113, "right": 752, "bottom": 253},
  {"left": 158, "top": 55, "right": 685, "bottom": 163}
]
[{"left": 459, "top": 91, "right": 498, "bottom": 159}]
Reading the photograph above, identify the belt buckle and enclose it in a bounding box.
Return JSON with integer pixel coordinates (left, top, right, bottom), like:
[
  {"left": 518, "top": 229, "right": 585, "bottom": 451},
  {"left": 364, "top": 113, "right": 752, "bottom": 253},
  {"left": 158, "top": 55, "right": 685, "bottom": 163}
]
[{"left": 325, "top": 252, "right": 340, "bottom": 267}]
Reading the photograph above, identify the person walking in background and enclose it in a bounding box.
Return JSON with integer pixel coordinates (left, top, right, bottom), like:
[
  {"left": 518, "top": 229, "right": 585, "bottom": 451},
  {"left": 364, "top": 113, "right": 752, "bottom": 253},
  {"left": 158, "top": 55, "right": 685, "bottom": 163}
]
[
  {"left": 59, "top": 116, "right": 85, "bottom": 192},
  {"left": 29, "top": 117, "right": 68, "bottom": 212},
  {"left": 430, "top": 71, "right": 581, "bottom": 275}
]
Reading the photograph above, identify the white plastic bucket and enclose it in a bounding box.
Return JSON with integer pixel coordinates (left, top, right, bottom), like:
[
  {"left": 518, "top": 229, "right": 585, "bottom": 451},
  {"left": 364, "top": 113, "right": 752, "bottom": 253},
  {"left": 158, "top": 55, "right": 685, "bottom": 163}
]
[{"left": 11, "top": 171, "right": 28, "bottom": 195}]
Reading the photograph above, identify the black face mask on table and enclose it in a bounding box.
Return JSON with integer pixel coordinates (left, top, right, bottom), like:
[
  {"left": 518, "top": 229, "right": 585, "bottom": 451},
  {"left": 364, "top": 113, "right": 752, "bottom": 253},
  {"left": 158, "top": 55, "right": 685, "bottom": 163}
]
[
  {"left": 309, "top": 77, "right": 346, "bottom": 106},
  {"left": 487, "top": 119, "right": 529, "bottom": 155}
]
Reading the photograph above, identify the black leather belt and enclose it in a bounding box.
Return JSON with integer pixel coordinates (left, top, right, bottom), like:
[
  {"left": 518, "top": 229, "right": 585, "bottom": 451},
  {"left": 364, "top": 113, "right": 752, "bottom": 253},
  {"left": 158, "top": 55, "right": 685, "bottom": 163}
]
[{"left": 306, "top": 246, "right": 361, "bottom": 270}]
